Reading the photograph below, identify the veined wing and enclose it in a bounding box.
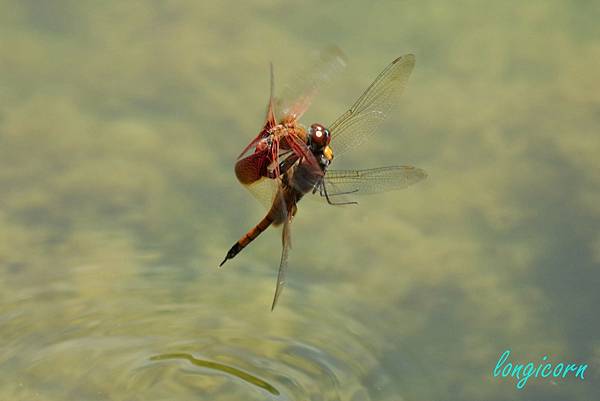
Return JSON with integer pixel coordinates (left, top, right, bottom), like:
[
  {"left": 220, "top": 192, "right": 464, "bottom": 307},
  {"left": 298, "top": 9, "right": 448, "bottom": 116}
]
[
  {"left": 329, "top": 54, "right": 415, "bottom": 157},
  {"left": 276, "top": 46, "right": 347, "bottom": 122},
  {"left": 245, "top": 177, "right": 279, "bottom": 210},
  {"left": 237, "top": 64, "right": 277, "bottom": 160},
  {"left": 323, "top": 165, "right": 426, "bottom": 196},
  {"left": 270, "top": 185, "right": 295, "bottom": 310},
  {"left": 271, "top": 214, "right": 291, "bottom": 311}
]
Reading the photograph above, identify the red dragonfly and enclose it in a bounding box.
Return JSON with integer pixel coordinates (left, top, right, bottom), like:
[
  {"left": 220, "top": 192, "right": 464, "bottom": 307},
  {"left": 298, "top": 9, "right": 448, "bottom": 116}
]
[{"left": 220, "top": 48, "right": 427, "bottom": 309}]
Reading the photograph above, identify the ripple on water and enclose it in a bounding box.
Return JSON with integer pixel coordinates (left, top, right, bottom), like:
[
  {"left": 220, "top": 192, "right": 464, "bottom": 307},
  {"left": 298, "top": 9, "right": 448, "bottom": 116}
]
[
  {"left": 131, "top": 332, "right": 375, "bottom": 401},
  {"left": 0, "top": 264, "right": 429, "bottom": 401}
]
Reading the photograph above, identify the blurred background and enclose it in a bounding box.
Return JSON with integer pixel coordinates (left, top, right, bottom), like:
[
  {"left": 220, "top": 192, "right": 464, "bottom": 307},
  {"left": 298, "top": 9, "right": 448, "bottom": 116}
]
[{"left": 0, "top": 0, "right": 598, "bottom": 400}]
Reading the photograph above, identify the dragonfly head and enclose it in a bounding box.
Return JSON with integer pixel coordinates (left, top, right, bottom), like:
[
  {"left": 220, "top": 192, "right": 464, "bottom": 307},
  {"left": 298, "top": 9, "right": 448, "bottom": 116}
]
[{"left": 308, "top": 123, "right": 331, "bottom": 150}]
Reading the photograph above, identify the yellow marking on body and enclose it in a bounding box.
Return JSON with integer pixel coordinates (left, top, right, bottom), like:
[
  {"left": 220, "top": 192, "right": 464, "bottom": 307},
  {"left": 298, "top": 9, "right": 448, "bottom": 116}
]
[{"left": 323, "top": 146, "right": 334, "bottom": 160}]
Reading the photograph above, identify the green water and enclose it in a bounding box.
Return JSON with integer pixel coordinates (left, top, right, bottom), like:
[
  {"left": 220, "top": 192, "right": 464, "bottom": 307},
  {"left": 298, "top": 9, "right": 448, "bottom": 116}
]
[{"left": 1, "top": 1, "right": 599, "bottom": 400}]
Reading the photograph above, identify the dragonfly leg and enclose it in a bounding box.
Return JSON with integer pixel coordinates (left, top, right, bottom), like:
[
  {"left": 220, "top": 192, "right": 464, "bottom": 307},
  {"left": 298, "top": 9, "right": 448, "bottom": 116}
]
[
  {"left": 321, "top": 181, "right": 358, "bottom": 206},
  {"left": 263, "top": 149, "right": 298, "bottom": 179},
  {"left": 327, "top": 188, "right": 359, "bottom": 197}
]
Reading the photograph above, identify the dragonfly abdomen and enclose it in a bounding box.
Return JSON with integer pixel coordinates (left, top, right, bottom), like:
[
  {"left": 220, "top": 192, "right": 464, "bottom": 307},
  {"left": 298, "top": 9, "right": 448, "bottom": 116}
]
[
  {"left": 219, "top": 212, "right": 274, "bottom": 267},
  {"left": 219, "top": 184, "right": 300, "bottom": 267}
]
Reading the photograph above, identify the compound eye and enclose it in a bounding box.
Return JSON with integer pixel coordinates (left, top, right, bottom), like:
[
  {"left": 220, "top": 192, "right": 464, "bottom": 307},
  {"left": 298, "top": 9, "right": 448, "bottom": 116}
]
[{"left": 310, "top": 123, "right": 330, "bottom": 147}]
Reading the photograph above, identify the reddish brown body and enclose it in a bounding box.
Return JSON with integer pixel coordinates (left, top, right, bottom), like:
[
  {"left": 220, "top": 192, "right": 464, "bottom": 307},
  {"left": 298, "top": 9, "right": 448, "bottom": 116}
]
[
  {"left": 220, "top": 156, "right": 321, "bottom": 268},
  {"left": 220, "top": 51, "right": 424, "bottom": 310},
  {"left": 234, "top": 122, "right": 308, "bottom": 185}
]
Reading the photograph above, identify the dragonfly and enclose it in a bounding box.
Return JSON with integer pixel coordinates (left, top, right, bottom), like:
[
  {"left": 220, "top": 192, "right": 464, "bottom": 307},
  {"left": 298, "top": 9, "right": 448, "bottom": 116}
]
[{"left": 220, "top": 48, "right": 427, "bottom": 310}]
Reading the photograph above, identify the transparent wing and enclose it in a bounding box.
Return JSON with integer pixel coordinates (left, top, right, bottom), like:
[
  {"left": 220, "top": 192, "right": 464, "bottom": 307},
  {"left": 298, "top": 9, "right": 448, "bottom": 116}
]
[
  {"left": 237, "top": 64, "right": 277, "bottom": 160},
  {"left": 276, "top": 46, "right": 347, "bottom": 121},
  {"left": 329, "top": 54, "right": 415, "bottom": 157},
  {"left": 323, "top": 165, "right": 427, "bottom": 196},
  {"left": 245, "top": 177, "right": 279, "bottom": 210},
  {"left": 271, "top": 200, "right": 292, "bottom": 310}
]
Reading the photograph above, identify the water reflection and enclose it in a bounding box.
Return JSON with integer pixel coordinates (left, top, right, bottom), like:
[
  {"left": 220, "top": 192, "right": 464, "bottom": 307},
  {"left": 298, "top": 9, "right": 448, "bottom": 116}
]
[{"left": 149, "top": 353, "right": 280, "bottom": 396}]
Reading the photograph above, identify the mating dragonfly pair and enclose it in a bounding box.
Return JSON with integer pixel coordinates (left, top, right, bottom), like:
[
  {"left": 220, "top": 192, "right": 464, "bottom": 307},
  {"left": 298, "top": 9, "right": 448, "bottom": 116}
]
[{"left": 220, "top": 47, "right": 427, "bottom": 309}]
